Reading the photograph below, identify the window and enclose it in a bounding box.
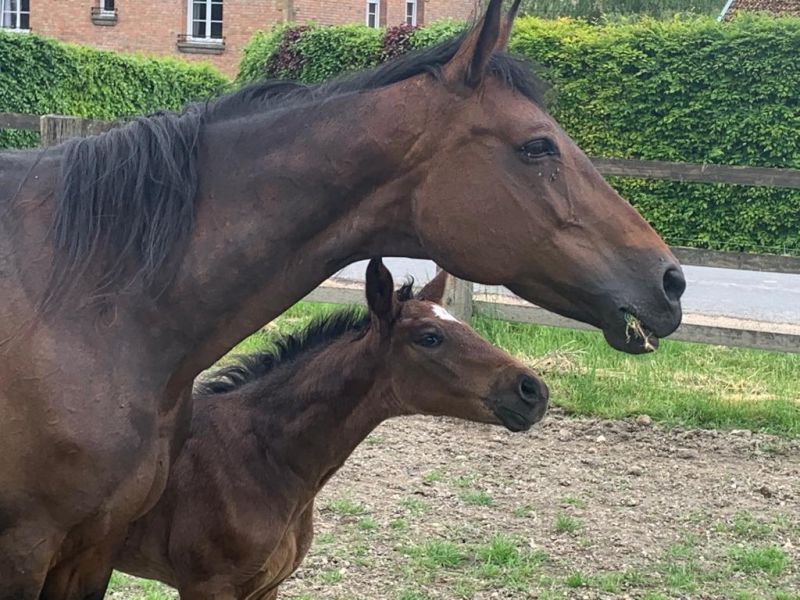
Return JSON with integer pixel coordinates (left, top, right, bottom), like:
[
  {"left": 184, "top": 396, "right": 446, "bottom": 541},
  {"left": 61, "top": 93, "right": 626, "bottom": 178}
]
[
  {"left": 188, "top": 0, "right": 222, "bottom": 41},
  {"left": 0, "top": 0, "right": 30, "bottom": 31},
  {"left": 91, "top": 0, "right": 116, "bottom": 25},
  {"left": 405, "top": 0, "right": 417, "bottom": 26},
  {"left": 366, "top": 0, "right": 379, "bottom": 28}
]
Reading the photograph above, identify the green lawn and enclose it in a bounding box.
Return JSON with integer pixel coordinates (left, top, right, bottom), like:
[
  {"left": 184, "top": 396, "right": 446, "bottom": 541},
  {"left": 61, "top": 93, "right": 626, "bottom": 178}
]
[{"left": 228, "top": 301, "right": 800, "bottom": 437}]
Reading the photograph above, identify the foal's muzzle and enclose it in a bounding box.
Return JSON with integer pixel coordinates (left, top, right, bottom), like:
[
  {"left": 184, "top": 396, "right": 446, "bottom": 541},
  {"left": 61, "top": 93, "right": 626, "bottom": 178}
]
[{"left": 489, "top": 373, "right": 549, "bottom": 432}]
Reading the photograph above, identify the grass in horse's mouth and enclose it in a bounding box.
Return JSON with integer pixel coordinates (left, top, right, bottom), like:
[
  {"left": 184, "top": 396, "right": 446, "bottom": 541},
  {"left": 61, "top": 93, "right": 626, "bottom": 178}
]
[{"left": 624, "top": 311, "right": 656, "bottom": 352}]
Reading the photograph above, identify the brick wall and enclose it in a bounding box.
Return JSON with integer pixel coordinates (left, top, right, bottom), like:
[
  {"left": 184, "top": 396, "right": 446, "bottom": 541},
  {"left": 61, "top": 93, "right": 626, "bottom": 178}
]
[
  {"left": 730, "top": 0, "right": 800, "bottom": 16},
  {"left": 24, "top": 0, "right": 478, "bottom": 77}
]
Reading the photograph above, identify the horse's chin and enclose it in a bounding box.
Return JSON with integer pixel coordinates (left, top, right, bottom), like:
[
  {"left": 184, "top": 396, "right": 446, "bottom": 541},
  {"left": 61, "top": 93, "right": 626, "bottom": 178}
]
[{"left": 602, "top": 317, "right": 660, "bottom": 355}]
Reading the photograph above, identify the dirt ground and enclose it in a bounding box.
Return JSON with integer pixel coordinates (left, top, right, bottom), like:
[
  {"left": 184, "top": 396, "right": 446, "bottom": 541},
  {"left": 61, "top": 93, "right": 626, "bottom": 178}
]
[
  {"left": 110, "top": 409, "right": 800, "bottom": 599},
  {"left": 280, "top": 409, "right": 800, "bottom": 599}
]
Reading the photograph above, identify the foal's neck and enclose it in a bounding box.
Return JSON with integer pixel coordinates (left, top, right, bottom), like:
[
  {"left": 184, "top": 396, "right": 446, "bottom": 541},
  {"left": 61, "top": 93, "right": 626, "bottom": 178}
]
[{"left": 246, "top": 332, "right": 397, "bottom": 493}]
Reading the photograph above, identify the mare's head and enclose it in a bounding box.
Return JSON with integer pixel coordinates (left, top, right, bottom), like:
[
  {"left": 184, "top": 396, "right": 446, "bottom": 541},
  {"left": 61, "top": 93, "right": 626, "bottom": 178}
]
[
  {"left": 365, "top": 259, "right": 547, "bottom": 432},
  {"left": 391, "top": 0, "right": 685, "bottom": 353}
]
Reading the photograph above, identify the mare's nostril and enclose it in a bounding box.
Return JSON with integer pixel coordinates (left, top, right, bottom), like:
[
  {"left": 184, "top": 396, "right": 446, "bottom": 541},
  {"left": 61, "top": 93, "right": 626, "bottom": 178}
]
[
  {"left": 663, "top": 266, "right": 686, "bottom": 303},
  {"left": 518, "top": 375, "right": 543, "bottom": 405}
]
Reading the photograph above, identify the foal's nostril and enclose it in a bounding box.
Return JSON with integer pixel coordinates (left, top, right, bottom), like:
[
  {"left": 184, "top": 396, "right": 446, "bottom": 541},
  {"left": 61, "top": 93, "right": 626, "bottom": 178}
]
[
  {"left": 662, "top": 266, "right": 686, "bottom": 303},
  {"left": 518, "top": 375, "right": 543, "bottom": 405}
]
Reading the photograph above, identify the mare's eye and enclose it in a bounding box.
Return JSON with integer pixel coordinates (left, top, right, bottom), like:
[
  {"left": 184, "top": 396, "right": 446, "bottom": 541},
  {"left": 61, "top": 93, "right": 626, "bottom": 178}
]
[
  {"left": 415, "top": 333, "right": 443, "bottom": 348},
  {"left": 519, "top": 138, "right": 558, "bottom": 163}
]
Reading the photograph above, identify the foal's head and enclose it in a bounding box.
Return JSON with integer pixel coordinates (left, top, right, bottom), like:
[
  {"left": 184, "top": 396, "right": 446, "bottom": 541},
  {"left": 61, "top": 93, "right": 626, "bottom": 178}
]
[{"left": 365, "top": 259, "right": 547, "bottom": 432}]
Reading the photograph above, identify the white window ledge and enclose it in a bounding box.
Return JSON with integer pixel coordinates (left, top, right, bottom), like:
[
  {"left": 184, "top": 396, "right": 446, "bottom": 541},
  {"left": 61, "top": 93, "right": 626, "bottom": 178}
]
[
  {"left": 177, "top": 36, "right": 225, "bottom": 55},
  {"left": 91, "top": 8, "right": 118, "bottom": 26}
]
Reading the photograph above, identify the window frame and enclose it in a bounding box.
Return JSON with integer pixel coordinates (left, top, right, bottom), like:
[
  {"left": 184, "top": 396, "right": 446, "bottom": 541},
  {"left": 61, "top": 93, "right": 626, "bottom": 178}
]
[
  {"left": 365, "top": 0, "right": 379, "bottom": 28},
  {"left": 0, "top": 0, "right": 31, "bottom": 32},
  {"left": 186, "top": 0, "right": 223, "bottom": 43},
  {"left": 100, "top": 0, "right": 115, "bottom": 14},
  {"left": 405, "top": 0, "right": 417, "bottom": 26}
]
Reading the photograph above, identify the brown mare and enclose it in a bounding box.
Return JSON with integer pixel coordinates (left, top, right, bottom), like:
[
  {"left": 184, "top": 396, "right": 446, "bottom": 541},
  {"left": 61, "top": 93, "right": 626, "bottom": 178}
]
[
  {"left": 115, "top": 261, "right": 548, "bottom": 599},
  {"left": 0, "top": 1, "right": 684, "bottom": 597}
]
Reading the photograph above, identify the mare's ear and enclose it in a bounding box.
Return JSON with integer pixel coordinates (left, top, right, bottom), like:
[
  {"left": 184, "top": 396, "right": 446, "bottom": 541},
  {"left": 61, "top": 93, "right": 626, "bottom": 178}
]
[
  {"left": 497, "top": 0, "right": 523, "bottom": 51},
  {"left": 443, "top": 0, "right": 505, "bottom": 89},
  {"left": 366, "top": 258, "right": 397, "bottom": 329},
  {"left": 417, "top": 269, "right": 449, "bottom": 305}
]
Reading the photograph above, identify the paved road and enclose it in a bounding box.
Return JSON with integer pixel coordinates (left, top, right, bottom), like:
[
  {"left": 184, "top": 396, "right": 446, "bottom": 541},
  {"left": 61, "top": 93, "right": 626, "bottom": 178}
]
[{"left": 336, "top": 258, "right": 800, "bottom": 326}]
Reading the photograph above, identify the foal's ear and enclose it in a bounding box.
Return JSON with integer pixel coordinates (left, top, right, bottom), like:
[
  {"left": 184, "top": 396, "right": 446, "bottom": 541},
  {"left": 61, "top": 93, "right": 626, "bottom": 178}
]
[
  {"left": 417, "top": 269, "right": 449, "bottom": 305},
  {"left": 497, "top": 0, "right": 523, "bottom": 51},
  {"left": 444, "top": 0, "right": 505, "bottom": 89},
  {"left": 366, "top": 258, "right": 397, "bottom": 325}
]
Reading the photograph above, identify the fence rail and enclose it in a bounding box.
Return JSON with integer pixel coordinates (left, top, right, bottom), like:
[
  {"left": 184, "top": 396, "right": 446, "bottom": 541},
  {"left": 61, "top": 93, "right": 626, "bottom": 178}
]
[
  {"left": 305, "top": 279, "right": 800, "bottom": 355},
  {"left": 591, "top": 157, "right": 800, "bottom": 190}
]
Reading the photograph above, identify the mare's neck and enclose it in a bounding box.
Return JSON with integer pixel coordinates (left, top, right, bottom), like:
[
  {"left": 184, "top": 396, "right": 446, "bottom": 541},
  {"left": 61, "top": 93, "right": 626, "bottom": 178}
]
[
  {"left": 242, "top": 331, "right": 399, "bottom": 495},
  {"left": 163, "top": 84, "right": 434, "bottom": 387}
]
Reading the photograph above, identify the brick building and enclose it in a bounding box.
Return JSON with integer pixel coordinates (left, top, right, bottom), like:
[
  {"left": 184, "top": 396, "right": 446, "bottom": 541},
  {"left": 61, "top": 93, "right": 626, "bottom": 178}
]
[
  {"left": 721, "top": 0, "right": 800, "bottom": 19},
  {"left": 0, "top": 0, "right": 477, "bottom": 76}
]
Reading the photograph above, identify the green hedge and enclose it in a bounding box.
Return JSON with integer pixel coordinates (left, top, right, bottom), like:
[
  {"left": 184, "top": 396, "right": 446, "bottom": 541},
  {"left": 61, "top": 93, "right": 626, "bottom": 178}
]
[
  {"left": 0, "top": 32, "right": 227, "bottom": 149},
  {"left": 237, "top": 16, "right": 800, "bottom": 254}
]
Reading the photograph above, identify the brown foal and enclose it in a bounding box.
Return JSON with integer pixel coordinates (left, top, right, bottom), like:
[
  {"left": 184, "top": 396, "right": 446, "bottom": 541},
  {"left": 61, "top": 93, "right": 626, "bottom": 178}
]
[{"left": 115, "top": 261, "right": 548, "bottom": 599}]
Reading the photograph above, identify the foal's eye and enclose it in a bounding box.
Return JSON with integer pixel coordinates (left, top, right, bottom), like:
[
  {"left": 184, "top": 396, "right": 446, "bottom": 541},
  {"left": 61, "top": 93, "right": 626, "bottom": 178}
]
[
  {"left": 415, "top": 333, "right": 443, "bottom": 348},
  {"left": 519, "top": 138, "right": 558, "bottom": 163}
]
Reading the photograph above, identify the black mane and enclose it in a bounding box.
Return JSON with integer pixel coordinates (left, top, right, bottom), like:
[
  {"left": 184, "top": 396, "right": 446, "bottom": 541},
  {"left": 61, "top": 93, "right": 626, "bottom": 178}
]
[
  {"left": 197, "top": 280, "right": 415, "bottom": 395},
  {"left": 48, "top": 33, "right": 548, "bottom": 304}
]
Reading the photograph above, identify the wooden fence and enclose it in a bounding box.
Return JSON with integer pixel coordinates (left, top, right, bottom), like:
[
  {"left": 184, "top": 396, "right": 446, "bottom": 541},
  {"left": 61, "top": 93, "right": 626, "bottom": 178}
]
[{"left": 3, "top": 112, "right": 799, "bottom": 353}]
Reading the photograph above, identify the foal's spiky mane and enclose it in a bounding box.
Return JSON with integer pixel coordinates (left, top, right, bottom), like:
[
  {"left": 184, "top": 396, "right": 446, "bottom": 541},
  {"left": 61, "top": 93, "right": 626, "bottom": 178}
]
[
  {"left": 197, "top": 281, "right": 416, "bottom": 396},
  {"left": 48, "top": 33, "right": 547, "bottom": 305}
]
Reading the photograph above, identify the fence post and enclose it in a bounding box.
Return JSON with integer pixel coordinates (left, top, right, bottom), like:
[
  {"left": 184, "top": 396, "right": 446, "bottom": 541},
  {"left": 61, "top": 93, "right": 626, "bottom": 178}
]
[
  {"left": 440, "top": 273, "right": 473, "bottom": 322},
  {"left": 40, "top": 115, "right": 88, "bottom": 147}
]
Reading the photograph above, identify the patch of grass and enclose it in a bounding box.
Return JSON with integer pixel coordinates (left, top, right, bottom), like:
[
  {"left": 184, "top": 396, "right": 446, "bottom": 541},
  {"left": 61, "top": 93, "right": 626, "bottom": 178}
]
[
  {"left": 473, "top": 534, "right": 548, "bottom": 591},
  {"left": 319, "top": 568, "right": 343, "bottom": 584},
  {"left": 453, "top": 474, "right": 478, "bottom": 488},
  {"left": 716, "top": 512, "right": 774, "bottom": 539},
  {"left": 565, "top": 571, "right": 589, "bottom": 588},
  {"left": 452, "top": 578, "right": 477, "bottom": 598},
  {"left": 560, "top": 495, "right": 587, "bottom": 509},
  {"left": 512, "top": 504, "right": 536, "bottom": 517},
  {"left": 326, "top": 497, "right": 368, "bottom": 516},
  {"left": 423, "top": 470, "right": 444, "bottom": 483},
  {"left": 593, "top": 572, "right": 624, "bottom": 593},
  {"left": 661, "top": 561, "right": 701, "bottom": 591},
  {"left": 390, "top": 517, "right": 409, "bottom": 531},
  {"left": 665, "top": 540, "right": 697, "bottom": 560},
  {"left": 461, "top": 490, "right": 494, "bottom": 507},
  {"left": 356, "top": 517, "right": 377, "bottom": 531},
  {"left": 554, "top": 512, "right": 583, "bottom": 534},
  {"left": 590, "top": 569, "right": 648, "bottom": 593},
  {"left": 107, "top": 573, "right": 175, "bottom": 600},
  {"left": 403, "top": 539, "right": 465, "bottom": 570},
  {"left": 400, "top": 497, "right": 430, "bottom": 515},
  {"left": 476, "top": 534, "right": 521, "bottom": 567},
  {"left": 728, "top": 544, "right": 789, "bottom": 576},
  {"left": 775, "top": 591, "right": 800, "bottom": 600},
  {"left": 315, "top": 532, "right": 334, "bottom": 545}
]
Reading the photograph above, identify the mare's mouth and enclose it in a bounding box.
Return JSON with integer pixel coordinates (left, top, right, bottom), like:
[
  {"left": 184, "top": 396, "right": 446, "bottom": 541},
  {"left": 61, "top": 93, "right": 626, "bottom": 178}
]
[{"left": 603, "top": 309, "right": 660, "bottom": 354}]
